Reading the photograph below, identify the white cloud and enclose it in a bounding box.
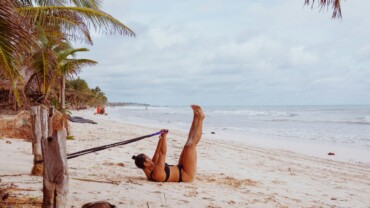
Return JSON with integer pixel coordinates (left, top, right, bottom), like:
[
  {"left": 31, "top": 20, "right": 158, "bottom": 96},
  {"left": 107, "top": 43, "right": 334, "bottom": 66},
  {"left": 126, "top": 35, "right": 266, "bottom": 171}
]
[
  {"left": 355, "top": 44, "right": 370, "bottom": 61},
  {"left": 289, "top": 46, "right": 319, "bottom": 66},
  {"left": 77, "top": 0, "right": 370, "bottom": 105}
]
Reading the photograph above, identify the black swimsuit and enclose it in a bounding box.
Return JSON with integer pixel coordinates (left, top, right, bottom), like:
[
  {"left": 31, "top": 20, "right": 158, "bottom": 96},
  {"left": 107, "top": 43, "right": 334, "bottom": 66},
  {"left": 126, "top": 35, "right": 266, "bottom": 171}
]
[
  {"left": 151, "top": 163, "right": 183, "bottom": 182},
  {"left": 164, "top": 163, "right": 171, "bottom": 181},
  {"left": 177, "top": 164, "right": 183, "bottom": 182}
]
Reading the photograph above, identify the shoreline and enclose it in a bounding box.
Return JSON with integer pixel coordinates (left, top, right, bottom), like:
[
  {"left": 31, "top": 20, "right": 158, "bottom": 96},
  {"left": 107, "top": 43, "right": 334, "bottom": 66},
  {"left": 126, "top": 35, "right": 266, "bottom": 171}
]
[
  {"left": 79, "top": 107, "right": 370, "bottom": 165},
  {"left": 210, "top": 131, "right": 370, "bottom": 165},
  {"left": 0, "top": 109, "right": 369, "bottom": 207}
]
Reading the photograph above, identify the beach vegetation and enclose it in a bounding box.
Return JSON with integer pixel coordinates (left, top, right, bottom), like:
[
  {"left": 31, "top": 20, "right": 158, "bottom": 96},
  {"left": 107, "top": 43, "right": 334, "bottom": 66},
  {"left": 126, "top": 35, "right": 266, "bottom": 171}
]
[
  {"left": 67, "top": 135, "right": 75, "bottom": 140},
  {"left": 65, "top": 77, "right": 107, "bottom": 108}
]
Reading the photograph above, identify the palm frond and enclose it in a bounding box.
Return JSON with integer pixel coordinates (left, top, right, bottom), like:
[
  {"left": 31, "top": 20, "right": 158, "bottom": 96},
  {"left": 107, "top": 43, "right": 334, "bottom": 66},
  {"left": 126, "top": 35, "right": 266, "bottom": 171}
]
[
  {"left": 45, "top": 9, "right": 93, "bottom": 44},
  {"left": 0, "top": 48, "right": 16, "bottom": 87},
  {"left": 18, "top": 6, "right": 136, "bottom": 38},
  {"left": 33, "top": 0, "right": 102, "bottom": 9},
  {"left": 0, "top": 1, "right": 33, "bottom": 73},
  {"left": 31, "top": 46, "right": 58, "bottom": 94},
  {"left": 34, "top": 0, "right": 67, "bottom": 7},
  {"left": 304, "top": 0, "right": 342, "bottom": 18},
  {"left": 0, "top": 0, "right": 34, "bottom": 106},
  {"left": 70, "top": 0, "right": 102, "bottom": 9},
  {"left": 59, "top": 47, "right": 89, "bottom": 61},
  {"left": 16, "top": 0, "right": 33, "bottom": 7},
  {"left": 61, "top": 58, "right": 97, "bottom": 76}
]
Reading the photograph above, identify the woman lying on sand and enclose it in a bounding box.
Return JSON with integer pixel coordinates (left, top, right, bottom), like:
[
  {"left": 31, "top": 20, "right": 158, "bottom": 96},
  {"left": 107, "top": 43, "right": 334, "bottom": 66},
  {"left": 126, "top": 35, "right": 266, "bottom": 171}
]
[{"left": 132, "top": 105, "right": 205, "bottom": 182}]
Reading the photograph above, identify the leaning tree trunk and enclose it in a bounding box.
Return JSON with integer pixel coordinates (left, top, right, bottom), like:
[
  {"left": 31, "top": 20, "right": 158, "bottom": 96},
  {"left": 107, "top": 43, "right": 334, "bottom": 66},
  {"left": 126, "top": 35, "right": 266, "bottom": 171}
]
[{"left": 61, "top": 75, "right": 66, "bottom": 110}]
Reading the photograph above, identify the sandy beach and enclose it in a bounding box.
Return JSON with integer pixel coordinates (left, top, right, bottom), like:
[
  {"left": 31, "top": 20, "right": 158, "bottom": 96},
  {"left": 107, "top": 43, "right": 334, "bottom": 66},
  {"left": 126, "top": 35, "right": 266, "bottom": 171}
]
[
  {"left": 2, "top": 0, "right": 370, "bottom": 207},
  {"left": 1, "top": 109, "right": 370, "bottom": 207}
]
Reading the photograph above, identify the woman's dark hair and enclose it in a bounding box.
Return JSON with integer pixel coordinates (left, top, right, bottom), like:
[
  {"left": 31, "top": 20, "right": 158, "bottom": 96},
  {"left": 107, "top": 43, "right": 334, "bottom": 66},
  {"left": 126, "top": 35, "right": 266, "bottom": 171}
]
[{"left": 132, "top": 154, "right": 146, "bottom": 169}]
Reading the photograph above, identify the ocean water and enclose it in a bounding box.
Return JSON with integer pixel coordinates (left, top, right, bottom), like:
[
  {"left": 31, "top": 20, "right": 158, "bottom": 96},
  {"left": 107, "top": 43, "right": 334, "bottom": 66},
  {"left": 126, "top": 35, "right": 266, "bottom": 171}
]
[{"left": 106, "top": 105, "right": 370, "bottom": 151}]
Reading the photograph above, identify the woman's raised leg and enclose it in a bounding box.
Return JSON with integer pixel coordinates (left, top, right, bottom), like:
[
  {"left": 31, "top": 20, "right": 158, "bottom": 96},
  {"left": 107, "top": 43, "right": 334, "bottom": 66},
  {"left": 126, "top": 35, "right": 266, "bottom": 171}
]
[
  {"left": 177, "top": 105, "right": 205, "bottom": 181},
  {"left": 178, "top": 105, "right": 201, "bottom": 164}
]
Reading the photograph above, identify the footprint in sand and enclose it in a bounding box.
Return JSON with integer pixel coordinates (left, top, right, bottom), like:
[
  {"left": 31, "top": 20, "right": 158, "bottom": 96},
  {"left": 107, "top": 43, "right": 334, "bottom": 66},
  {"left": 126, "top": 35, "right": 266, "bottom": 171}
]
[
  {"left": 202, "top": 197, "right": 215, "bottom": 201},
  {"left": 207, "top": 203, "right": 222, "bottom": 208},
  {"left": 179, "top": 199, "right": 189, "bottom": 204},
  {"left": 227, "top": 200, "right": 236, "bottom": 205},
  {"left": 184, "top": 189, "right": 198, "bottom": 197},
  {"left": 271, "top": 180, "right": 286, "bottom": 185}
]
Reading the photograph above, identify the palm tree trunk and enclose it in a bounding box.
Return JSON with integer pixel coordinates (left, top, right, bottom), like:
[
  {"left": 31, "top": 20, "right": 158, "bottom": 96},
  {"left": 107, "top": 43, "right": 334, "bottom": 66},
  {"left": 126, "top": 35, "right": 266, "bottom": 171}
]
[
  {"left": 61, "top": 75, "right": 66, "bottom": 110},
  {"left": 59, "top": 79, "right": 62, "bottom": 104}
]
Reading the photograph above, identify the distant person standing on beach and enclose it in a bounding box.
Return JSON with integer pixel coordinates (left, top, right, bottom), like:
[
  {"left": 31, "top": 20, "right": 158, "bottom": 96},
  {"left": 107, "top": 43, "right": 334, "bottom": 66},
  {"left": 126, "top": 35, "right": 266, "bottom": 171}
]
[
  {"left": 100, "top": 107, "right": 105, "bottom": 114},
  {"left": 132, "top": 105, "right": 205, "bottom": 182}
]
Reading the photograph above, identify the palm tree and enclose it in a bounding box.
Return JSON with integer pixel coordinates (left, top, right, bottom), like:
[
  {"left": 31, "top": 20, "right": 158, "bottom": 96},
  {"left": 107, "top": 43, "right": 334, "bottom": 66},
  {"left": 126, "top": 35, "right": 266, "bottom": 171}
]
[
  {"left": 28, "top": 30, "right": 98, "bottom": 108},
  {"left": 304, "top": 0, "right": 342, "bottom": 18},
  {"left": 1, "top": 0, "right": 135, "bottom": 108},
  {"left": 56, "top": 45, "right": 98, "bottom": 110},
  {"left": 90, "top": 86, "right": 107, "bottom": 106},
  {"left": 65, "top": 77, "right": 93, "bottom": 107},
  {"left": 29, "top": 27, "right": 60, "bottom": 103}
]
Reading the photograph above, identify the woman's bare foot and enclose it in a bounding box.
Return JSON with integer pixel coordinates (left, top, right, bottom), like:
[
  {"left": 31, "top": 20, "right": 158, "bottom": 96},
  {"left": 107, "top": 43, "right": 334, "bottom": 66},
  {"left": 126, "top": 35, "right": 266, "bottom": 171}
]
[{"left": 191, "top": 105, "right": 205, "bottom": 119}]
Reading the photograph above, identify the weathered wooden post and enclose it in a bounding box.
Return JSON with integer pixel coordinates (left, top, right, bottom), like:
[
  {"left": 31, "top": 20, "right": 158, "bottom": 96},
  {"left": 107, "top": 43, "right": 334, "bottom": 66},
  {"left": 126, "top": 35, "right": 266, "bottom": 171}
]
[
  {"left": 41, "top": 107, "right": 69, "bottom": 207},
  {"left": 30, "top": 106, "right": 43, "bottom": 176}
]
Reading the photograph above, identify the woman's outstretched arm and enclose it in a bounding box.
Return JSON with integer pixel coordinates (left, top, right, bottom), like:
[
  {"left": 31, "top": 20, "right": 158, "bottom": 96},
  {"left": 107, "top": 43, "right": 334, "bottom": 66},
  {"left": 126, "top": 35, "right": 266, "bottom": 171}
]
[{"left": 152, "top": 129, "right": 168, "bottom": 164}]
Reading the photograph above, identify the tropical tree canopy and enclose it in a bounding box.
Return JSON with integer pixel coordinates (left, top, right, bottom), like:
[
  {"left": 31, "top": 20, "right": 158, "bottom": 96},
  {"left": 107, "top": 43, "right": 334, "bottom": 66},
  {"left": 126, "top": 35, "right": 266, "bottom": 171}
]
[
  {"left": 65, "top": 77, "right": 107, "bottom": 107},
  {"left": 17, "top": 1, "right": 135, "bottom": 44},
  {"left": 0, "top": 1, "right": 33, "bottom": 91},
  {"left": 0, "top": 0, "right": 135, "bottom": 110}
]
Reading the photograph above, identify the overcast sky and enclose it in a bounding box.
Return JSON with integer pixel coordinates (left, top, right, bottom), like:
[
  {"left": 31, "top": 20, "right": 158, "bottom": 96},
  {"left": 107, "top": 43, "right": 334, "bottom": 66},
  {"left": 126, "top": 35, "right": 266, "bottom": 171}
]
[{"left": 77, "top": 0, "right": 370, "bottom": 106}]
